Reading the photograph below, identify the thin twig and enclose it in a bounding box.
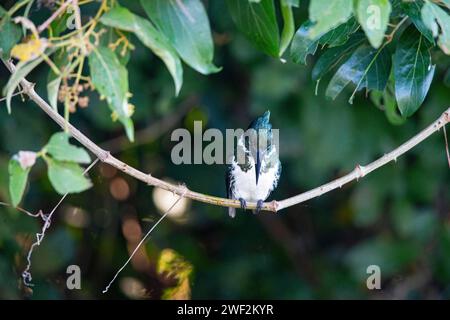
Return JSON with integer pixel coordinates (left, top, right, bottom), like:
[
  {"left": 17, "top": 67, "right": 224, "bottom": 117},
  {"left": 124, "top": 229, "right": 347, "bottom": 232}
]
[
  {"left": 37, "top": 0, "right": 73, "bottom": 34},
  {"left": 22, "top": 158, "right": 99, "bottom": 286},
  {"left": 3, "top": 59, "right": 450, "bottom": 213},
  {"left": 102, "top": 187, "right": 187, "bottom": 294},
  {"left": 385, "top": 16, "right": 408, "bottom": 44},
  {"left": 0, "top": 89, "right": 25, "bottom": 102},
  {"left": 0, "top": 201, "right": 39, "bottom": 217},
  {"left": 72, "top": 0, "right": 88, "bottom": 55}
]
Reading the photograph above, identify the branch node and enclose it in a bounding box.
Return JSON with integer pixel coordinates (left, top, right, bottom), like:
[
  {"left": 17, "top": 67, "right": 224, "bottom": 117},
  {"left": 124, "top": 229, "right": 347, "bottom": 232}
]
[
  {"left": 22, "top": 81, "right": 35, "bottom": 95},
  {"left": 176, "top": 183, "right": 188, "bottom": 197},
  {"left": 98, "top": 150, "right": 110, "bottom": 162},
  {"left": 444, "top": 111, "right": 450, "bottom": 124},
  {"left": 355, "top": 164, "right": 367, "bottom": 180},
  {"left": 269, "top": 200, "right": 279, "bottom": 213}
]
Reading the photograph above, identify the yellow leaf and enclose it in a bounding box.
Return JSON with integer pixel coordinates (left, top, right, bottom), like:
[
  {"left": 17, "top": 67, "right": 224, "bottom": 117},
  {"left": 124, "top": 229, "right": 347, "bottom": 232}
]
[
  {"left": 157, "top": 249, "right": 193, "bottom": 300},
  {"left": 11, "top": 38, "right": 48, "bottom": 62}
]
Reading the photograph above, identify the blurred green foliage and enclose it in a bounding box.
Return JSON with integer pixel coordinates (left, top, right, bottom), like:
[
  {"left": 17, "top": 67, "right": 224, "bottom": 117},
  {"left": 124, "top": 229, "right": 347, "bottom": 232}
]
[{"left": 0, "top": 0, "right": 449, "bottom": 300}]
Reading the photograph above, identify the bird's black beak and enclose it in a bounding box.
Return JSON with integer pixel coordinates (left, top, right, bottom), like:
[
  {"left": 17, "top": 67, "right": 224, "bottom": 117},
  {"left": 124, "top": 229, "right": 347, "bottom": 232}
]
[{"left": 255, "top": 150, "right": 262, "bottom": 185}]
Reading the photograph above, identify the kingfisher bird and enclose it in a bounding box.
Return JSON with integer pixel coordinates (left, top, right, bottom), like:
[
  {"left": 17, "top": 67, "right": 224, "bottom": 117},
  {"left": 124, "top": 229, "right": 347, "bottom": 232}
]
[{"left": 226, "top": 111, "right": 281, "bottom": 218}]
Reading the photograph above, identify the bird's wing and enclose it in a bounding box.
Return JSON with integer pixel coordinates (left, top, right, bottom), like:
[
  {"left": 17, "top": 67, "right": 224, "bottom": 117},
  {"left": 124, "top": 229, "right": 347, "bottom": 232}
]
[
  {"left": 225, "top": 165, "right": 236, "bottom": 218},
  {"left": 269, "top": 160, "right": 282, "bottom": 195}
]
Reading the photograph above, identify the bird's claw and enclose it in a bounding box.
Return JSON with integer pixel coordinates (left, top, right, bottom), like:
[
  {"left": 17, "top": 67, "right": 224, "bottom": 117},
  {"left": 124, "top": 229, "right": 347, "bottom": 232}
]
[
  {"left": 239, "top": 198, "right": 247, "bottom": 211},
  {"left": 254, "top": 200, "right": 264, "bottom": 214}
]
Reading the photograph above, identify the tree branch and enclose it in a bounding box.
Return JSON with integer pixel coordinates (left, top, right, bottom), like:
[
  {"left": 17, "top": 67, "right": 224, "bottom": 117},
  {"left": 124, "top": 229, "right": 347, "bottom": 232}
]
[
  {"left": 276, "top": 109, "right": 450, "bottom": 211},
  {"left": 3, "top": 59, "right": 450, "bottom": 213}
]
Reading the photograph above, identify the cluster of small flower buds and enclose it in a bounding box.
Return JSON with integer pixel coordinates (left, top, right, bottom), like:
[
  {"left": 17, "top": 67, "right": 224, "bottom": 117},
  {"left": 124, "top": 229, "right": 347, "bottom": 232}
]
[{"left": 58, "top": 82, "right": 93, "bottom": 112}]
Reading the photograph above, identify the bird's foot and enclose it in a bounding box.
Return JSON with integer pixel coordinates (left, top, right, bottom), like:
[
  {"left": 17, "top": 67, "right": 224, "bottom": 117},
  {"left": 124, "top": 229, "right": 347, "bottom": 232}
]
[
  {"left": 238, "top": 198, "right": 247, "bottom": 211},
  {"left": 254, "top": 200, "right": 264, "bottom": 214}
]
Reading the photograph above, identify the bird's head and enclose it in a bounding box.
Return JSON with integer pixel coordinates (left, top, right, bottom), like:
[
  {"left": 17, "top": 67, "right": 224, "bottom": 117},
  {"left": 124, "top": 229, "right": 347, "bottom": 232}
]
[{"left": 245, "top": 111, "right": 273, "bottom": 185}]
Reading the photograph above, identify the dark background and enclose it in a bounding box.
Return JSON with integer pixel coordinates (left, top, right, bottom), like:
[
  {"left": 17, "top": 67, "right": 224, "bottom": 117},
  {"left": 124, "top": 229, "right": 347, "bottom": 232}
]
[{"left": 0, "top": 0, "right": 449, "bottom": 299}]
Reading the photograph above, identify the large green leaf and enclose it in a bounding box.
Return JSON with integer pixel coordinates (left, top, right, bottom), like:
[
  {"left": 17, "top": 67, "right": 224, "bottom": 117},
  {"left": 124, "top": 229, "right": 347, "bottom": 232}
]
[
  {"left": 100, "top": 6, "right": 183, "bottom": 95},
  {"left": 47, "top": 159, "right": 92, "bottom": 195},
  {"left": 355, "top": 0, "right": 391, "bottom": 48},
  {"left": 308, "top": 0, "right": 353, "bottom": 39},
  {"left": 394, "top": 31, "right": 435, "bottom": 117},
  {"left": 318, "top": 18, "right": 359, "bottom": 48},
  {"left": 421, "top": 2, "right": 450, "bottom": 55},
  {"left": 401, "top": 0, "right": 434, "bottom": 43},
  {"left": 227, "top": 0, "right": 280, "bottom": 57},
  {"left": 290, "top": 20, "right": 318, "bottom": 65},
  {"left": 325, "top": 43, "right": 390, "bottom": 102},
  {"left": 88, "top": 46, "right": 134, "bottom": 141},
  {"left": 8, "top": 158, "right": 30, "bottom": 207},
  {"left": 0, "top": 8, "right": 22, "bottom": 59},
  {"left": 312, "top": 34, "right": 366, "bottom": 81},
  {"left": 365, "top": 45, "right": 391, "bottom": 91},
  {"left": 45, "top": 132, "right": 91, "bottom": 164},
  {"left": 141, "top": 0, "right": 220, "bottom": 74}
]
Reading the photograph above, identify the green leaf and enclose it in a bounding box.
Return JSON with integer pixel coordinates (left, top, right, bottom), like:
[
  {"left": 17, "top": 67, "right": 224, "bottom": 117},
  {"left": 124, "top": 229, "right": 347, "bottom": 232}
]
[
  {"left": 2, "top": 54, "right": 46, "bottom": 114},
  {"left": 279, "top": 0, "right": 295, "bottom": 56},
  {"left": 47, "top": 159, "right": 92, "bottom": 195},
  {"left": 88, "top": 46, "right": 134, "bottom": 141},
  {"left": 308, "top": 0, "right": 353, "bottom": 40},
  {"left": 141, "top": 0, "right": 220, "bottom": 74},
  {"left": 312, "top": 34, "right": 365, "bottom": 81},
  {"left": 47, "top": 75, "right": 61, "bottom": 111},
  {"left": 227, "top": 0, "right": 280, "bottom": 57},
  {"left": 401, "top": 0, "right": 434, "bottom": 43},
  {"left": 49, "top": 11, "right": 69, "bottom": 37},
  {"left": 45, "top": 132, "right": 91, "bottom": 164},
  {"left": 0, "top": 10, "right": 22, "bottom": 59},
  {"left": 100, "top": 6, "right": 183, "bottom": 95},
  {"left": 365, "top": 45, "right": 391, "bottom": 91},
  {"left": 318, "top": 18, "right": 359, "bottom": 48},
  {"left": 290, "top": 20, "right": 318, "bottom": 65},
  {"left": 421, "top": 2, "right": 450, "bottom": 55},
  {"left": 394, "top": 31, "right": 435, "bottom": 117},
  {"left": 8, "top": 158, "right": 30, "bottom": 207},
  {"left": 355, "top": 0, "right": 391, "bottom": 48},
  {"left": 325, "top": 43, "right": 390, "bottom": 102}
]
